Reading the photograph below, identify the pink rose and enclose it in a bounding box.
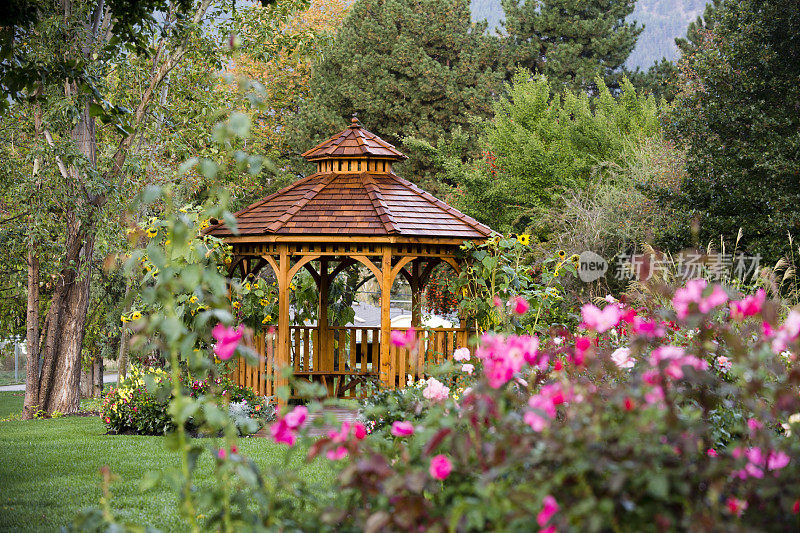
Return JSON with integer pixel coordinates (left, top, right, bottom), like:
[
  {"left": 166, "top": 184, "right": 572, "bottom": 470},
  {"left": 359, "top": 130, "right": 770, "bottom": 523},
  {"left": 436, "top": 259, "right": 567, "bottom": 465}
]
[
  {"left": 212, "top": 323, "right": 244, "bottom": 360},
  {"left": 730, "top": 289, "right": 765, "bottom": 320},
  {"left": 391, "top": 421, "right": 415, "bottom": 437},
  {"left": 611, "top": 347, "right": 634, "bottom": 369},
  {"left": 767, "top": 450, "right": 790, "bottom": 471},
  {"left": 512, "top": 296, "right": 529, "bottom": 315},
  {"left": 284, "top": 405, "right": 308, "bottom": 430},
  {"left": 326, "top": 446, "right": 348, "bottom": 460},
  {"left": 580, "top": 304, "right": 622, "bottom": 332},
  {"left": 422, "top": 377, "right": 450, "bottom": 401},
  {"left": 537, "top": 495, "right": 559, "bottom": 527},
  {"left": 672, "top": 279, "right": 728, "bottom": 319},
  {"left": 270, "top": 419, "right": 296, "bottom": 446},
  {"left": 453, "top": 347, "right": 471, "bottom": 361},
  {"left": 391, "top": 328, "right": 416, "bottom": 349},
  {"left": 354, "top": 422, "right": 367, "bottom": 440},
  {"left": 429, "top": 454, "right": 452, "bottom": 480}
]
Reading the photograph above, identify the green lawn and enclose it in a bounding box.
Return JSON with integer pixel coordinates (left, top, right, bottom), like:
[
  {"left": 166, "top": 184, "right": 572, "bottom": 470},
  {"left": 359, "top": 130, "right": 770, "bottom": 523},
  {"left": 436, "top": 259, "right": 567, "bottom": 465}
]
[{"left": 0, "top": 392, "right": 334, "bottom": 532}]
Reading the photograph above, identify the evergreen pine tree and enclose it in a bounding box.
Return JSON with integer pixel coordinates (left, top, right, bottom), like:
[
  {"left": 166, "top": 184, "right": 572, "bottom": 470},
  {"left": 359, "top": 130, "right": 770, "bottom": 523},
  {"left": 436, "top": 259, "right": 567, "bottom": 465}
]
[
  {"left": 501, "top": 0, "right": 643, "bottom": 92},
  {"left": 287, "top": 0, "right": 503, "bottom": 179},
  {"left": 661, "top": 0, "right": 800, "bottom": 262}
]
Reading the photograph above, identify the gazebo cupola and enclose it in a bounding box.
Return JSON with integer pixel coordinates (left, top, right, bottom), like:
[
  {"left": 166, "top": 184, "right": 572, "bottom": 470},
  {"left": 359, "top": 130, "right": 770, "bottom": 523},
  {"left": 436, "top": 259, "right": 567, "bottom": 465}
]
[
  {"left": 303, "top": 117, "right": 405, "bottom": 176},
  {"left": 206, "top": 118, "right": 492, "bottom": 399}
]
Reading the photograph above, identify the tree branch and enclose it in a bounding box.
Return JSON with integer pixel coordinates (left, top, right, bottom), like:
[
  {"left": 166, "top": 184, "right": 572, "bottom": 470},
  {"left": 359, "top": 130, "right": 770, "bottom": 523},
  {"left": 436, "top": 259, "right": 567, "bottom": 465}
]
[{"left": 106, "top": 0, "right": 214, "bottom": 188}]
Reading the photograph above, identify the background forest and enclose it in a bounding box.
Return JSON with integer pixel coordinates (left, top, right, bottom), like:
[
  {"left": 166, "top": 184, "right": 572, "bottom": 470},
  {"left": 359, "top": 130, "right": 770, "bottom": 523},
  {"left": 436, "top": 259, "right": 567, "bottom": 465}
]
[{"left": 1, "top": 0, "right": 798, "bottom": 419}]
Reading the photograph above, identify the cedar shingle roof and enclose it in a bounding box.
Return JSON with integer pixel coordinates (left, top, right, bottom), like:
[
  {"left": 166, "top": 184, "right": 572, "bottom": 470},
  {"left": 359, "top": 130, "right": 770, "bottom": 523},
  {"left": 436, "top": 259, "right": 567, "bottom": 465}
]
[
  {"left": 206, "top": 121, "right": 492, "bottom": 240},
  {"left": 301, "top": 117, "right": 407, "bottom": 161},
  {"left": 206, "top": 171, "right": 491, "bottom": 238}
]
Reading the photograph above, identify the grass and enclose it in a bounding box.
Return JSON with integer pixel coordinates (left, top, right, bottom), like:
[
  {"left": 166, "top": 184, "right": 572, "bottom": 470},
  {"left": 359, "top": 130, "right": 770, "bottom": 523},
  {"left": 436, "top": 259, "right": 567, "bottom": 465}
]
[
  {"left": 0, "top": 392, "right": 335, "bottom": 532},
  {"left": 0, "top": 370, "right": 24, "bottom": 386}
]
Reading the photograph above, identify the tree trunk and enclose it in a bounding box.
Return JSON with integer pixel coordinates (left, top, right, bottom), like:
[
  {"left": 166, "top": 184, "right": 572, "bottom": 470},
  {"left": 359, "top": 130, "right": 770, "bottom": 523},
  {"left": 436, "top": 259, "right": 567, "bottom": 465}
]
[
  {"left": 117, "top": 279, "right": 131, "bottom": 382},
  {"left": 22, "top": 251, "right": 40, "bottom": 419},
  {"left": 40, "top": 219, "right": 95, "bottom": 413},
  {"left": 92, "top": 356, "right": 103, "bottom": 397}
]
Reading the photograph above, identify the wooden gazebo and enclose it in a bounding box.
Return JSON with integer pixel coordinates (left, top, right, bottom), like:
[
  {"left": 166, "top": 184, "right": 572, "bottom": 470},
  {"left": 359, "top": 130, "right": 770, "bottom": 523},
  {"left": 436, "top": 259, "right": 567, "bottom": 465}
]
[{"left": 207, "top": 118, "right": 491, "bottom": 398}]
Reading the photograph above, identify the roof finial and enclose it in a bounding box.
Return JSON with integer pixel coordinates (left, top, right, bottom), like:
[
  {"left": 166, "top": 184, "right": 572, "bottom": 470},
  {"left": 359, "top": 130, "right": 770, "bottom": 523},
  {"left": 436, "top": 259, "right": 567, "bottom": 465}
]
[{"left": 350, "top": 113, "right": 360, "bottom": 128}]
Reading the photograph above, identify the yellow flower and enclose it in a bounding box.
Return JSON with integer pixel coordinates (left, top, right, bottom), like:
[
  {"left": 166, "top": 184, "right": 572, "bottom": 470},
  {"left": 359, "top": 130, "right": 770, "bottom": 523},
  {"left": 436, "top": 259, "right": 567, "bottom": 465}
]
[
  {"left": 289, "top": 283, "right": 296, "bottom": 291},
  {"left": 189, "top": 296, "right": 198, "bottom": 304},
  {"left": 120, "top": 315, "right": 129, "bottom": 324},
  {"left": 131, "top": 311, "right": 142, "bottom": 320},
  {"left": 200, "top": 219, "right": 210, "bottom": 230},
  {"left": 253, "top": 282, "right": 259, "bottom": 289},
  {"left": 224, "top": 256, "right": 231, "bottom": 265},
  {"left": 259, "top": 298, "right": 269, "bottom": 306},
  {"left": 232, "top": 301, "right": 241, "bottom": 309},
  {"left": 164, "top": 239, "right": 171, "bottom": 246},
  {"left": 146, "top": 227, "right": 158, "bottom": 238},
  {"left": 558, "top": 250, "right": 566, "bottom": 260},
  {"left": 517, "top": 234, "right": 531, "bottom": 246},
  {"left": 244, "top": 282, "right": 251, "bottom": 291},
  {"left": 261, "top": 315, "right": 272, "bottom": 324}
]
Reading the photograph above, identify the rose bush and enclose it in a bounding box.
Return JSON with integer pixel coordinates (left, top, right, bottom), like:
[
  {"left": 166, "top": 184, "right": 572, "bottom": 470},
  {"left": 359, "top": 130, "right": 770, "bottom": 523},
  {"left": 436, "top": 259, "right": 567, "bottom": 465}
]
[{"left": 296, "top": 282, "right": 800, "bottom": 532}]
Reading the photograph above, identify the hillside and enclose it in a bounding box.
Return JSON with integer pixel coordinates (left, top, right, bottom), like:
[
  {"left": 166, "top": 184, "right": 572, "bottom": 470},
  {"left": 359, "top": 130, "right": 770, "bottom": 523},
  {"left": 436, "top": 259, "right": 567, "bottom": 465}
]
[{"left": 470, "top": 0, "right": 708, "bottom": 69}]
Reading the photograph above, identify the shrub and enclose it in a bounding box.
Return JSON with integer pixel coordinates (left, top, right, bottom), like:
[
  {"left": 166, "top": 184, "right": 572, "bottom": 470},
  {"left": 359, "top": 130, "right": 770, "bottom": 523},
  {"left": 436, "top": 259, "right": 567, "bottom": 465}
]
[{"left": 101, "top": 365, "right": 275, "bottom": 435}]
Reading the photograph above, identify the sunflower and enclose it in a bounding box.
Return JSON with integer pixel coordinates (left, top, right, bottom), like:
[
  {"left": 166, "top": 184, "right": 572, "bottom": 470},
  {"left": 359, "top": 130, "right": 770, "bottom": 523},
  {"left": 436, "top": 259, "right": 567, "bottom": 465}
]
[
  {"left": 131, "top": 311, "right": 142, "bottom": 320},
  {"left": 289, "top": 283, "right": 296, "bottom": 291},
  {"left": 120, "top": 315, "right": 129, "bottom": 324},
  {"left": 189, "top": 296, "right": 198, "bottom": 304},
  {"left": 259, "top": 298, "right": 269, "bottom": 306},
  {"left": 262, "top": 315, "right": 272, "bottom": 324},
  {"left": 517, "top": 234, "right": 531, "bottom": 246},
  {"left": 244, "top": 282, "right": 251, "bottom": 292},
  {"left": 232, "top": 301, "right": 241, "bottom": 309},
  {"left": 558, "top": 250, "right": 566, "bottom": 260},
  {"left": 146, "top": 227, "right": 158, "bottom": 238}
]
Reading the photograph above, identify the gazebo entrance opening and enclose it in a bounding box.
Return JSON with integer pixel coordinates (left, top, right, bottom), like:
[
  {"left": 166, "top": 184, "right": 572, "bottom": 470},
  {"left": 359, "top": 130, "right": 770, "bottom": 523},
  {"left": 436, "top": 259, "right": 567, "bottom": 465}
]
[
  {"left": 229, "top": 247, "right": 468, "bottom": 398},
  {"left": 207, "top": 118, "right": 491, "bottom": 398}
]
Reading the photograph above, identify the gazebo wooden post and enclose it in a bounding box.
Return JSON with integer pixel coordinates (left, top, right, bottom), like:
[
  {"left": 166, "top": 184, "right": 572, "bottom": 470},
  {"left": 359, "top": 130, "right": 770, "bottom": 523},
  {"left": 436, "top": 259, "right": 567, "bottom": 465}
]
[
  {"left": 379, "top": 246, "right": 393, "bottom": 389},
  {"left": 411, "top": 260, "right": 421, "bottom": 328},
  {"left": 318, "top": 257, "right": 333, "bottom": 394},
  {"left": 276, "top": 244, "right": 290, "bottom": 400}
]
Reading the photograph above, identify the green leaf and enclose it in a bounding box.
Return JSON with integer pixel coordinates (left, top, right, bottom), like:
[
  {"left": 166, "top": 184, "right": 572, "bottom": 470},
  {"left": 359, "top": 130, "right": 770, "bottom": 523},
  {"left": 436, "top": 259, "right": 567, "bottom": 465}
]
[
  {"left": 647, "top": 473, "right": 669, "bottom": 499},
  {"left": 228, "top": 112, "right": 251, "bottom": 137}
]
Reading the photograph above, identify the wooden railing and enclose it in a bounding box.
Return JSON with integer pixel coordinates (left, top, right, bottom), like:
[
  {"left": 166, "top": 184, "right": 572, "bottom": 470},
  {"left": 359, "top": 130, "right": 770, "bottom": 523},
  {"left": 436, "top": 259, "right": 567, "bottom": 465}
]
[
  {"left": 232, "top": 333, "right": 276, "bottom": 397},
  {"left": 233, "top": 325, "right": 469, "bottom": 398}
]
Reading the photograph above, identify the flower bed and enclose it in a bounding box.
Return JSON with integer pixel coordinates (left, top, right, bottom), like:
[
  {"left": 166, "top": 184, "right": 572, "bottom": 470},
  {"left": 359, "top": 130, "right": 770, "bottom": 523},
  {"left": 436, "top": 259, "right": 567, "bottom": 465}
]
[{"left": 101, "top": 365, "right": 275, "bottom": 436}]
